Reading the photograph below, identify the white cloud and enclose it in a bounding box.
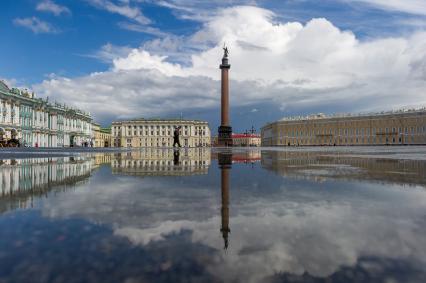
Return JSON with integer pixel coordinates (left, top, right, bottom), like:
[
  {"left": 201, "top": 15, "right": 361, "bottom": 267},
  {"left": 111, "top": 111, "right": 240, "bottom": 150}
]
[
  {"left": 33, "top": 6, "right": 426, "bottom": 124},
  {"left": 143, "top": 0, "right": 258, "bottom": 22},
  {"left": 13, "top": 17, "right": 58, "bottom": 34},
  {"left": 36, "top": 0, "right": 71, "bottom": 16},
  {"left": 348, "top": 0, "right": 426, "bottom": 16},
  {"left": 117, "top": 21, "right": 169, "bottom": 37},
  {"left": 87, "top": 0, "right": 150, "bottom": 25},
  {"left": 83, "top": 43, "right": 133, "bottom": 63}
]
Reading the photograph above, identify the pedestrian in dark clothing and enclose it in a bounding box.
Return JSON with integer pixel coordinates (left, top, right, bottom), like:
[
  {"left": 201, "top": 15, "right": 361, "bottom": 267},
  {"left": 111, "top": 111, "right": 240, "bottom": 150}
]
[{"left": 173, "top": 126, "right": 181, "bottom": 147}]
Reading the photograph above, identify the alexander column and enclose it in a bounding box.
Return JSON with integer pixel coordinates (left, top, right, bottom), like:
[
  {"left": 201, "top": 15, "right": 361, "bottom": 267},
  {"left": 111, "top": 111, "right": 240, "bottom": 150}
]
[{"left": 218, "top": 46, "right": 233, "bottom": 146}]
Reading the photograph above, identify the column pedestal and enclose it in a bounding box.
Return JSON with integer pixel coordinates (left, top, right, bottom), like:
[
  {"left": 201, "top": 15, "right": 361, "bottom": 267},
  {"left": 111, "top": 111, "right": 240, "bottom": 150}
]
[{"left": 218, "top": 125, "right": 233, "bottom": 146}]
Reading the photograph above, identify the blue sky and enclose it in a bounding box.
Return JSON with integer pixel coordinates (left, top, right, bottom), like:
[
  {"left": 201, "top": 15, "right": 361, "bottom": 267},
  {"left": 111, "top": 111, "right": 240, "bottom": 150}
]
[{"left": 1, "top": 0, "right": 426, "bottom": 130}]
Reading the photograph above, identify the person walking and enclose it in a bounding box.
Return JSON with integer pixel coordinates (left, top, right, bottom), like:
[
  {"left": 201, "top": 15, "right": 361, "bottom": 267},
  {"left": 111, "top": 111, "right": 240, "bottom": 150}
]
[{"left": 173, "top": 126, "right": 181, "bottom": 147}]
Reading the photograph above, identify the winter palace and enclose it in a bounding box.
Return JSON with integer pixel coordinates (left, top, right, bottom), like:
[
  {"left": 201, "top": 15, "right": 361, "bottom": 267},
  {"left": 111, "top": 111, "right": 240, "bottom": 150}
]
[{"left": 0, "top": 81, "right": 92, "bottom": 147}]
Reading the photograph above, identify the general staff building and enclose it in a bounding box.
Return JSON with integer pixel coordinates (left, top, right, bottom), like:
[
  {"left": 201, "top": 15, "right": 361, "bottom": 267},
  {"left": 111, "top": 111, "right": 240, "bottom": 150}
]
[{"left": 262, "top": 109, "right": 426, "bottom": 146}]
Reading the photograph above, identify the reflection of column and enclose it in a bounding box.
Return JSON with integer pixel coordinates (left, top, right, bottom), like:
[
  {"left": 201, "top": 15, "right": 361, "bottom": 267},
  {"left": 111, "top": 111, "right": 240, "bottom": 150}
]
[{"left": 219, "top": 153, "right": 232, "bottom": 249}]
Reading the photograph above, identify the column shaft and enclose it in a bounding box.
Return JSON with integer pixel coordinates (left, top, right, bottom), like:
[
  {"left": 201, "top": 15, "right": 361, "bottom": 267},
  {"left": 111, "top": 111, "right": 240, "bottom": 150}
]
[{"left": 221, "top": 69, "right": 229, "bottom": 126}]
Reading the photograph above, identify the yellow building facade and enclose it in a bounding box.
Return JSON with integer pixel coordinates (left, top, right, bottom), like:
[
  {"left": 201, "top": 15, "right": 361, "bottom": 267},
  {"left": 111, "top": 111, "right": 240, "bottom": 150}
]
[
  {"left": 92, "top": 123, "right": 111, "bottom": 147},
  {"left": 111, "top": 118, "right": 211, "bottom": 148},
  {"left": 262, "top": 109, "right": 426, "bottom": 146}
]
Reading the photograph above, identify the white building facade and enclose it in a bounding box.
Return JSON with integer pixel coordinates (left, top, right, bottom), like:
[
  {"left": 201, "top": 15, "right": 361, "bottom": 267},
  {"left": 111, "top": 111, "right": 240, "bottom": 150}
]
[{"left": 0, "top": 81, "right": 92, "bottom": 147}]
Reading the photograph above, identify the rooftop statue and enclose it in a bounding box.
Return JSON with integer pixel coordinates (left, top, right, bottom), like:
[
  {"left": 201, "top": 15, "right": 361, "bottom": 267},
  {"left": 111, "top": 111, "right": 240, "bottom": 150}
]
[{"left": 223, "top": 45, "right": 229, "bottom": 58}]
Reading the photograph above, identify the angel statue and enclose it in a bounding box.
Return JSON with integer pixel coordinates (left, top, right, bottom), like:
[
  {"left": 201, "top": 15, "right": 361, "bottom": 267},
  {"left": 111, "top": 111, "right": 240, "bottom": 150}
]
[{"left": 223, "top": 45, "right": 229, "bottom": 58}]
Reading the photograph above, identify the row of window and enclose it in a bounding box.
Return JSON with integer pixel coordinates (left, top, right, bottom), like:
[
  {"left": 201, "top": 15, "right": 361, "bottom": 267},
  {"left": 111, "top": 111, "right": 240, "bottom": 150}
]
[
  {"left": 277, "top": 135, "right": 420, "bottom": 145},
  {"left": 121, "top": 130, "right": 206, "bottom": 137},
  {"left": 114, "top": 160, "right": 208, "bottom": 167},
  {"left": 278, "top": 126, "right": 426, "bottom": 138},
  {"left": 112, "top": 124, "right": 208, "bottom": 136}
]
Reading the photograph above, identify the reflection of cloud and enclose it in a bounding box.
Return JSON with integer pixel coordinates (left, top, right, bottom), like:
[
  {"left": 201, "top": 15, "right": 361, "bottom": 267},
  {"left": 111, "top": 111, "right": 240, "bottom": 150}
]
[
  {"left": 109, "top": 197, "right": 426, "bottom": 282},
  {"left": 39, "top": 167, "right": 426, "bottom": 282},
  {"left": 114, "top": 220, "right": 197, "bottom": 245}
]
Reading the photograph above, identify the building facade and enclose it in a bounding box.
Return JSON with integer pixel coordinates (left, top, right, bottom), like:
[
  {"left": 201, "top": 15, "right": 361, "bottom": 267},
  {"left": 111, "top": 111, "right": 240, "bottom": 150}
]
[
  {"left": 231, "top": 133, "right": 261, "bottom": 147},
  {"left": 212, "top": 133, "right": 261, "bottom": 147},
  {"left": 111, "top": 118, "right": 211, "bottom": 148},
  {"left": 0, "top": 81, "right": 92, "bottom": 147},
  {"left": 92, "top": 123, "right": 111, "bottom": 147},
  {"left": 262, "top": 109, "right": 426, "bottom": 146}
]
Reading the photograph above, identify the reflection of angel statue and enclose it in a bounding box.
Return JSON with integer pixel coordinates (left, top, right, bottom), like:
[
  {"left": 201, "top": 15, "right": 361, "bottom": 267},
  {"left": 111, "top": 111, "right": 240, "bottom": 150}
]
[{"left": 223, "top": 45, "right": 229, "bottom": 58}]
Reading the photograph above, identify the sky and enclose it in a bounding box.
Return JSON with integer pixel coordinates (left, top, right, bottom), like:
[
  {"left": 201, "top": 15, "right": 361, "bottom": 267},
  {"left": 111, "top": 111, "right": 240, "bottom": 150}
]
[{"left": 1, "top": 0, "right": 426, "bottom": 132}]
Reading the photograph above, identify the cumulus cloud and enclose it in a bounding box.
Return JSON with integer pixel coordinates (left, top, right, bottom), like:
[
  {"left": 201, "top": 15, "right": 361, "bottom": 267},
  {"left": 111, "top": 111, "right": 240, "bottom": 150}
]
[
  {"left": 13, "top": 17, "right": 58, "bottom": 34},
  {"left": 36, "top": 0, "right": 71, "bottom": 16},
  {"left": 33, "top": 6, "right": 426, "bottom": 125}
]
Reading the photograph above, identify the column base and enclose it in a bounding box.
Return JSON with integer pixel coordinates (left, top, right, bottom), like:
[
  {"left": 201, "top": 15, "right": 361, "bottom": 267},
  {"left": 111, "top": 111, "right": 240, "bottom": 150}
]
[{"left": 218, "top": 126, "right": 233, "bottom": 147}]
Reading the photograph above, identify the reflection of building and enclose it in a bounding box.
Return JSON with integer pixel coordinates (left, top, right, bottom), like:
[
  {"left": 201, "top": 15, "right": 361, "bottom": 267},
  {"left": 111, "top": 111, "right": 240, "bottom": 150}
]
[
  {"left": 92, "top": 123, "right": 111, "bottom": 147},
  {"left": 0, "top": 157, "right": 93, "bottom": 212},
  {"left": 261, "top": 151, "right": 426, "bottom": 186},
  {"left": 93, "top": 153, "right": 112, "bottom": 167},
  {"left": 262, "top": 109, "right": 426, "bottom": 146},
  {"left": 0, "top": 81, "right": 92, "bottom": 147},
  {"left": 218, "top": 153, "right": 232, "bottom": 249},
  {"left": 111, "top": 148, "right": 211, "bottom": 176},
  {"left": 111, "top": 118, "right": 211, "bottom": 148}
]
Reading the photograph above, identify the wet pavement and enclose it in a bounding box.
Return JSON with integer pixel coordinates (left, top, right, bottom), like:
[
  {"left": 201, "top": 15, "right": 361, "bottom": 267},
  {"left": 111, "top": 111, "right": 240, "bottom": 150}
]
[{"left": 0, "top": 146, "right": 425, "bottom": 283}]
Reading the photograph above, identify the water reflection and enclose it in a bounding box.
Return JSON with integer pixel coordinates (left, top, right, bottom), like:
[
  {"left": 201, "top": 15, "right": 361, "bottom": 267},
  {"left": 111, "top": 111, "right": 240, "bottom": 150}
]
[
  {"left": 0, "top": 157, "right": 93, "bottom": 212},
  {"left": 261, "top": 150, "right": 426, "bottom": 186},
  {"left": 218, "top": 152, "right": 232, "bottom": 250},
  {"left": 0, "top": 148, "right": 425, "bottom": 283},
  {"left": 111, "top": 148, "right": 211, "bottom": 176}
]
